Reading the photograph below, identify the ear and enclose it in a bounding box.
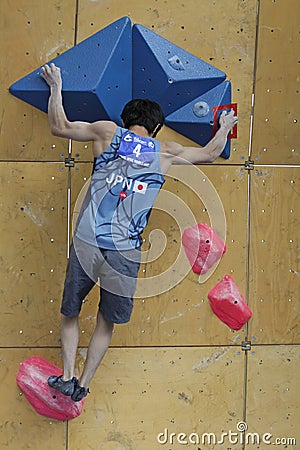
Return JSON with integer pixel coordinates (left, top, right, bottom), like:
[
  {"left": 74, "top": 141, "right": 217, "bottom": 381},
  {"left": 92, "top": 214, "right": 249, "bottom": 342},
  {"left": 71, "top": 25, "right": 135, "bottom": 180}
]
[{"left": 152, "top": 123, "right": 162, "bottom": 137}]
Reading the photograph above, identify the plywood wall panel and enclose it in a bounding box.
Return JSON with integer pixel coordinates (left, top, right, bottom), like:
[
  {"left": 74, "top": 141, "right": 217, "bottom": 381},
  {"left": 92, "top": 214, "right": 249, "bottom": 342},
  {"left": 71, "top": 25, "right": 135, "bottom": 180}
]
[
  {"left": 252, "top": 0, "right": 300, "bottom": 164},
  {"left": 126, "top": 165, "right": 249, "bottom": 346},
  {"left": 72, "top": 0, "right": 258, "bottom": 164},
  {"left": 0, "top": 163, "right": 68, "bottom": 346},
  {"left": 0, "top": 0, "right": 76, "bottom": 161},
  {"left": 249, "top": 167, "right": 300, "bottom": 344},
  {"left": 0, "top": 348, "right": 66, "bottom": 450},
  {"left": 69, "top": 346, "right": 245, "bottom": 450},
  {"left": 71, "top": 164, "right": 248, "bottom": 347},
  {"left": 246, "top": 345, "right": 299, "bottom": 449}
]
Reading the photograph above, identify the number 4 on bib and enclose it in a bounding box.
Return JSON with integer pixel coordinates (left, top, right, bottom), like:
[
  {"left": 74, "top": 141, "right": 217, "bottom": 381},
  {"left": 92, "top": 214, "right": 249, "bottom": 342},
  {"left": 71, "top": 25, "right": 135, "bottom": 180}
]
[
  {"left": 133, "top": 143, "right": 142, "bottom": 158},
  {"left": 118, "top": 131, "right": 156, "bottom": 167}
]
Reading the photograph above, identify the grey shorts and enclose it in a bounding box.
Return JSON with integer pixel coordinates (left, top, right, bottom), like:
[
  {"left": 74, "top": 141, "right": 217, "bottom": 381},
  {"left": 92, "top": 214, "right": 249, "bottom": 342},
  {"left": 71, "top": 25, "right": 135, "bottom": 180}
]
[{"left": 61, "top": 239, "right": 141, "bottom": 324}]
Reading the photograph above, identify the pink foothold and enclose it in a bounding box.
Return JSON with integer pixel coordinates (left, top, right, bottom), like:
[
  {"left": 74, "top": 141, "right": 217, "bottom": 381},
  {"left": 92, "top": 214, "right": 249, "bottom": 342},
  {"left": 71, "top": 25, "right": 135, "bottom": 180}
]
[
  {"left": 16, "top": 356, "right": 84, "bottom": 421},
  {"left": 208, "top": 274, "right": 252, "bottom": 330}
]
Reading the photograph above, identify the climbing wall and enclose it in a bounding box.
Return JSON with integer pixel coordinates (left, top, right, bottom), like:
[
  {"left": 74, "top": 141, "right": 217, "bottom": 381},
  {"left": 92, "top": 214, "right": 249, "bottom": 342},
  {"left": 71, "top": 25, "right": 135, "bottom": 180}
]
[{"left": 0, "top": 0, "right": 299, "bottom": 449}]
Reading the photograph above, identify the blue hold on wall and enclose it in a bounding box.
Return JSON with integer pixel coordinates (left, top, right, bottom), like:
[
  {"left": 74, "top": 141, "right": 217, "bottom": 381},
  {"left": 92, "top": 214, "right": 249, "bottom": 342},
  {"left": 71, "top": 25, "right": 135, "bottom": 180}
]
[
  {"left": 165, "top": 81, "right": 232, "bottom": 159},
  {"left": 9, "top": 17, "right": 132, "bottom": 124},
  {"left": 9, "top": 16, "right": 235, "bottom": 158},
  {"left": 132, "top": 24, "right": 226, "bottom": 117}
]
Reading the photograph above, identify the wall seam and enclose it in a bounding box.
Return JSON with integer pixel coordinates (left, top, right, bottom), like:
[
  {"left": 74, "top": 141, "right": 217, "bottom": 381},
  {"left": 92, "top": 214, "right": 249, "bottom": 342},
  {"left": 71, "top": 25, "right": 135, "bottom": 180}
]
[
  {"left": 65, "top": 2, "right": 80, "bottom": 448},
  {"left": 242, "top": 1, "right": 263, "bottom": 447}
]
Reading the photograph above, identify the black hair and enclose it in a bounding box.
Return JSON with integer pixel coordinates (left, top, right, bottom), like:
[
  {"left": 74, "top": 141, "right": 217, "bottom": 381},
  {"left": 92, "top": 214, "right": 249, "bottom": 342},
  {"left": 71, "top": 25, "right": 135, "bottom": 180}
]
[{"left": 120, "top": 99, "right": 165, "bottom": 137}]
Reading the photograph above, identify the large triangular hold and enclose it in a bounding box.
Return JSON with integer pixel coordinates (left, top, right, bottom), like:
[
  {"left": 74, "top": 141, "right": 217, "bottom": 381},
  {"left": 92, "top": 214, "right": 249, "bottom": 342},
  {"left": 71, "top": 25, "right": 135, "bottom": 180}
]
[
  {"left": 16, "top": 356, "right": 84, "bottom": 421},
  {"left": 132, "top": 24, "right": 226, "bottom": 116},
  {"left": 165, "top": 81, "right": 232, "bottom": 159},
  {"left": 9, "top": 17, "right": 132, "bottom": 123}
]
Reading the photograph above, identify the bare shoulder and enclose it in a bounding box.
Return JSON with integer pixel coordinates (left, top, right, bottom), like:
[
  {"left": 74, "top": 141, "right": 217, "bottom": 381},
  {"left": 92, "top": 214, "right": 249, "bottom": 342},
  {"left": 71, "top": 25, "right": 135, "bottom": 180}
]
[
  {"left": 160, "top": 140, "right": 185, "bottom": 165},
  {"left": 91, "top": 121, "right": 118, "bottom": 157},
  {"left": 160, "top": 140, "right": 182, "bottom": 155},
  {"left": 91, "top": 120, "right": 118, "bottom": 141},
  {"left": 159, "top": 141, "right": 184, "bottom": 173}
]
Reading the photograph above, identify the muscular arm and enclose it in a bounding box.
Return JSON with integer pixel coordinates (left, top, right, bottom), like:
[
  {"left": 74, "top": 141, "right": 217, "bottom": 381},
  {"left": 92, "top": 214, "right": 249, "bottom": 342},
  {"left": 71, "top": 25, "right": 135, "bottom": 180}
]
[
  {"left": 163, "top": 110, "right": 238, "bottom": 165},
  {"left": 41, "top": 63, "right": 116, "bottom": 151}
]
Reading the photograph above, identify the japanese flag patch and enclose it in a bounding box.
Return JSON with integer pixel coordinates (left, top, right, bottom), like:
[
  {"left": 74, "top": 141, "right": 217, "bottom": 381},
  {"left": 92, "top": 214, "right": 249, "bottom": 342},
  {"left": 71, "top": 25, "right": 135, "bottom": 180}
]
[{"left": 133, "top": 180, "right": 148, "bottom": 194}]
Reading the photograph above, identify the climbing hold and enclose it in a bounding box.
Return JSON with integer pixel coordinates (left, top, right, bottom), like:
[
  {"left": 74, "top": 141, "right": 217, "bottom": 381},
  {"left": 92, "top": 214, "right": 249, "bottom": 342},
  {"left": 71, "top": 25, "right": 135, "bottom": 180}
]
[
  {"left": 212, "top": 102, "right": 238, "bottom": 139},
  {"left": 165, "top": 80, "right": 233, "bottom": 158},
  {"left": 9, "top": 17, "right": 132, "bottom": 124},
  {"left": 16, "top": 356, "right": 84, "bottom": 421},
  {"left": 132, "top": 23, "right": 226, "bottom": 116},
  {"left": 10, "top": 16, "right": 234, "bottom": 158},
  {"left": 208, "top": 275, "right": 252, "bottom": 330},
  {"left": 182, "top": 222, "right": 226, "bottom": 274},
  {"left": 167, "top": 55, "right": 185, "bottom": 71},
  {"left": 192, "top": 101, "right": 210, "bottom": 118}
]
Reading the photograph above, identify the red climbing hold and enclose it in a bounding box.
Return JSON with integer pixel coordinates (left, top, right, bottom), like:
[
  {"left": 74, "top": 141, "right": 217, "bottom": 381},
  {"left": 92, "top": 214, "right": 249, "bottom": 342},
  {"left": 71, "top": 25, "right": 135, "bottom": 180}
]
[
  {"left": 182, "top": 222, "right": 226, "bottom": 274},
  {"left": 16, "top": 356, "right": 84, "bottom": 421},
  {"left": 208, "top": 274, "right": 252, "bottom": 330}
]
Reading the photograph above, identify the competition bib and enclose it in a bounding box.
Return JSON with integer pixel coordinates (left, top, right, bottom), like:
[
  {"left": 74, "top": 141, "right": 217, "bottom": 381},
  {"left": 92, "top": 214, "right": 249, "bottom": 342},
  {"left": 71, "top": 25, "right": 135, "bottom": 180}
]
[{"left": 118, "top": 132, "right": 156, "bottom": 167}]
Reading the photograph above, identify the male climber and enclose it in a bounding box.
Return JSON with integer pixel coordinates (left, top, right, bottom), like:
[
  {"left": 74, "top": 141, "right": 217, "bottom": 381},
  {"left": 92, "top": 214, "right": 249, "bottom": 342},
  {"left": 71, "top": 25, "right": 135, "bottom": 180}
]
[{"left": 41, "top": 63, "right": 238, "bottom": 402}]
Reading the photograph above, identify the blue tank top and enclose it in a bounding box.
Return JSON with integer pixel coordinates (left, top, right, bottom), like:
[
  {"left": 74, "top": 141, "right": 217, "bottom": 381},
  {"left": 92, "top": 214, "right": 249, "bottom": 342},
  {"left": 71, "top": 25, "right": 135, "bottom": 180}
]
[{"left": 75, "top": 127, "right": 165, "bottom": 250}]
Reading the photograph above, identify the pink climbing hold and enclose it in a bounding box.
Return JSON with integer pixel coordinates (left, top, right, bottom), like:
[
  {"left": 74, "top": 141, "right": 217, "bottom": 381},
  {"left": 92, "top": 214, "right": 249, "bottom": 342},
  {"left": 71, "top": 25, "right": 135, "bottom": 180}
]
[
  {"left": 16, "top": 356, "right": 84, "bottom": 421},
  {"left": 182, "top": 222, "right": 226, "bottom": 274},
  {"left": 208, "top": 274, "right": 252, "bottom": 330}
]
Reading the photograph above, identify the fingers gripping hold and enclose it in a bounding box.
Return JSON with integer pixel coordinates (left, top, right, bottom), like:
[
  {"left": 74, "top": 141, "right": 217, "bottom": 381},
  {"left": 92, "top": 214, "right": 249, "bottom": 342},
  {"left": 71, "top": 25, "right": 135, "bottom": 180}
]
[
  {"left": 212, "top": 103, "right": 238, "bottom": 138},
  {"left": 40, "top": 63, "right": 62, "bottom": 88}
]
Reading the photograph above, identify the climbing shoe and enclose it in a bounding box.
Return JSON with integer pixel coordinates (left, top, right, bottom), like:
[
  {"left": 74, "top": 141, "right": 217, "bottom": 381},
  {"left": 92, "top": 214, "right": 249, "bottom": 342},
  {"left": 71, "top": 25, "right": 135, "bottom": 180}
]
[
  {"left": 47, "top": 375, "right": 78, "bottom": 396},
  {"left": 71, "top": 383, "right": 90, "bottom": 402}
]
